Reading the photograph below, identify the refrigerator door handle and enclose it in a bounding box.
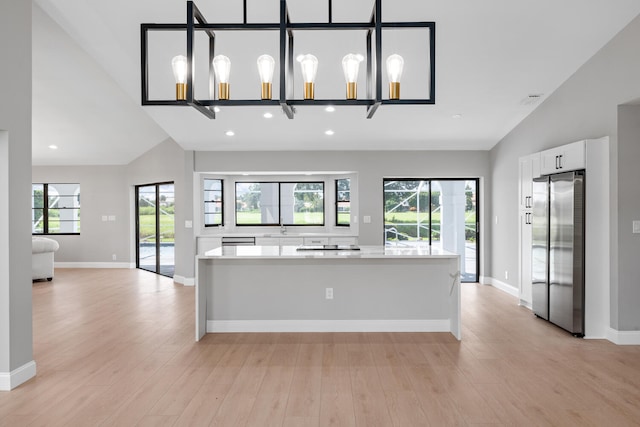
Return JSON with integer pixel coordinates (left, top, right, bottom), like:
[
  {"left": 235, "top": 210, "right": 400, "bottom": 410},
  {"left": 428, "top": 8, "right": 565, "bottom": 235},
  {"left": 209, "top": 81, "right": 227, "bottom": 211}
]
[{"left": 555, "top": 155, "right": 560, "bottom": 170}]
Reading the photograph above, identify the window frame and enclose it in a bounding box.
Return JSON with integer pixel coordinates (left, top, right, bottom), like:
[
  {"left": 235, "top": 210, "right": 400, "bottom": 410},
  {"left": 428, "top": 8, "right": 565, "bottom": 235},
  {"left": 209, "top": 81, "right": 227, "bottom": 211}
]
[
  {"left": 335, "top": 178, "right": 351, "bottom": 227},
  {"left": 235, "top": 181, "right": 325, "bottom": 227},
  {"left": 32, "top": 182, "right": 81, "bottom": 235},
  {"left": 203, "top": 178, "right": 224, "bottom": 227}
]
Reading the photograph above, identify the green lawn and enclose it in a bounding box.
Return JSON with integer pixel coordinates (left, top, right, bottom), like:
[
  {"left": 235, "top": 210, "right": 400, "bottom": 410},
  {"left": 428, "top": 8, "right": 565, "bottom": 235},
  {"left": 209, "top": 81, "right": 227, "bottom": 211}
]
[
  {"left": 138, "top": 214, "right": 175, "bottom": 242},
  {"left": 384, "top": 211, "right": 476, "bottom": 224}
]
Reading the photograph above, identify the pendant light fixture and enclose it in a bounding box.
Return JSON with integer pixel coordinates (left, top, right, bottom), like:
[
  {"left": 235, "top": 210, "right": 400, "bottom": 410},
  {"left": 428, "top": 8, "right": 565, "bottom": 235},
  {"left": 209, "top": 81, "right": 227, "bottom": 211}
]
[
  {"left": 342, "top": 53, "right": 364, "bottom": 100},
  {"left": 386, "top": 54, "right": 404, "bottom": 100},
  {"left": 296, "top": 54, "right": 318, "bottom": 100},
  {"left": 257, "top": 54, "right": 275, "bottom": 100},
  {"left": 171, "top": 55, "right": 188, "bottom": 101},
  {"left": 143, "top": 1, "right": 435, "bottom": 119},
  {"left": 212, "top": 55, "right": 231, "bottom": 100}
]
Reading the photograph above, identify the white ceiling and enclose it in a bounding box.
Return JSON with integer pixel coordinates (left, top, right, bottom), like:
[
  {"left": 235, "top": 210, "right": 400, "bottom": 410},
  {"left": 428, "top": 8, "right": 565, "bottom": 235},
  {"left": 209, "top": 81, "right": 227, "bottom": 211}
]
[{"left": 33, "top": 0, "right": 640, "bottom": 165}]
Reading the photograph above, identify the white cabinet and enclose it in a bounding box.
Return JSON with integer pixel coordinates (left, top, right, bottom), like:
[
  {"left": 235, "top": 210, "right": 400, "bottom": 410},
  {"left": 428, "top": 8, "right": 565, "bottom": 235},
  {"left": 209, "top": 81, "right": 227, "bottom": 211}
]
[
  {"left": 329, "top": 237, "right": 358, "bottom": 245},
  {"left": 255, "top": 237, "right": 280, "bottom": 246},
  {"left": 303, "top": 237, "right": 329, "bottom": 245},
  {"left": 519, "top": 153, "right": 540, "bottom": 210},
  {"left": 197, "top": 237, "right": 222, "bottom": 255},
  {"left": 519, "top": 210, "right": 533, "bottom": 305},
  {"left": 280, "top": 237, "right": 304, "bottom": 246},
  {"left": 540, "top": 140, "right": 585, "bottom": 175},
  {"left": 518, "top": 153, "right": 538, "bottom": 306}
]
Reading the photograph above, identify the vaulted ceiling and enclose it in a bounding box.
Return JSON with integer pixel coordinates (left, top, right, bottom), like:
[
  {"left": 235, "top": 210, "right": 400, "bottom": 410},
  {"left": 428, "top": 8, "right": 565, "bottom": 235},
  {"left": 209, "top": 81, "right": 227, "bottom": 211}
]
[{"left": 32, "top": 0, "right": 640, "bottom": 165}]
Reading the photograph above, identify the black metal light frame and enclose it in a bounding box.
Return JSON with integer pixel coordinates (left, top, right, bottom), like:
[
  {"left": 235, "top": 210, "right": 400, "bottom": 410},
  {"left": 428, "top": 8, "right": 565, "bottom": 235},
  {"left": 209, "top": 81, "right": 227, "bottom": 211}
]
[{"left": 141, "top": 0, "right": 435, "bottom": 119}]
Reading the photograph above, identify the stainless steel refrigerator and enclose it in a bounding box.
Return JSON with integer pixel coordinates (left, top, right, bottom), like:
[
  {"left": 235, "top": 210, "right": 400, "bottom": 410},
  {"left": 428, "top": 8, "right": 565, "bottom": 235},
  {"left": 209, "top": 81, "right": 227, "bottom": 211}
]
[{"left": 531, "top": 171, "right": 585, "bottom": 336}]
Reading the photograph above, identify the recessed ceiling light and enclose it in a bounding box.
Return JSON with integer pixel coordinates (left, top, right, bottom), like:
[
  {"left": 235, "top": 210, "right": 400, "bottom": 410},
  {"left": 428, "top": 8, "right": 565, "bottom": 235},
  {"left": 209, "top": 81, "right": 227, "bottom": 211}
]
[
  {"left": 325, "top": 130, "right": 334, "bottom": 136},
  {"left": 263, "top": 112, "right": 273, "bottom": 118},
  {"left": 325, "top": 106, "right": 335, "bottom": 112},
  {"left": 452, "top": 114, "right": 462, "bottom": 119},
  {"left": 225, "top": 130, "right": 235, "bottom": 136},
  {"left": 48, "top": 145, "right": 58, "bottom": 150},
  {"left": 214, "top": 107, "right": 221, "bottom": 113}
]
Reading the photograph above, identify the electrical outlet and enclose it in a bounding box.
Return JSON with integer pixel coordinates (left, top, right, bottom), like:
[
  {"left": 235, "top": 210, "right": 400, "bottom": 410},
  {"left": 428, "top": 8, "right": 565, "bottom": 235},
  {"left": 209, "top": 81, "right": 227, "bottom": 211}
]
[
  {"left": 325, "top": 287, "right": 333, "bottom": 300},
  {"left": 504, "top": 270, "right": 509, "bottom": 280},
  {"left": 112, "top": 254, "right": 117, "bottom": 261}
]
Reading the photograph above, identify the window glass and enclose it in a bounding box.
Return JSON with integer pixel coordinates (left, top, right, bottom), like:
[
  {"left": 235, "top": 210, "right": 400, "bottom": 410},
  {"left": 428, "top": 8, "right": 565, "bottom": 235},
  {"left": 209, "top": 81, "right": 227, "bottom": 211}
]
[
  {"left": 204, "top": 178, "right": 223, "bottom": 226},
  {"left": 33, "top": 183, "right": 81, "bottom": 234},
  {"left": 235, "top": 182, "right": 325, "bottom": 226},
  {"left": 336, "top": 178, "right": 350, "bottom": 226},
  {"left": 281, "top": 182, "right": 324, "bottom": 225},
  {"left": 236, "top": 182, "right": 280, "bottom": 225}
]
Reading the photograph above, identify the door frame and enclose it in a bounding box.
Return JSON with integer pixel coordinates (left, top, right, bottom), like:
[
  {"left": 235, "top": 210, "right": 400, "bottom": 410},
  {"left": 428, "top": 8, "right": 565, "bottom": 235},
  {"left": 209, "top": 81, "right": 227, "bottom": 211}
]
[{"left": 135, "top": 181, "right": 174, "bottom": 277}]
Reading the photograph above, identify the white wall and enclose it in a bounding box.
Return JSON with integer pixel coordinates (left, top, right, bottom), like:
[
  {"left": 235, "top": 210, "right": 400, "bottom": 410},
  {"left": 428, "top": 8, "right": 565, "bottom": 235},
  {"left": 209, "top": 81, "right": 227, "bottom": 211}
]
[
  {"left": 0, "top": 0, "right": 34, "bottom": 386},
  {"left": 490, "top": 14, "right": 640, "bottom": 330},
  {"left": 31, "top": 166, "right": 129, "bottom": 264},
  {"left": 195, "top": 150, "right": 491, "bottom": 276}
]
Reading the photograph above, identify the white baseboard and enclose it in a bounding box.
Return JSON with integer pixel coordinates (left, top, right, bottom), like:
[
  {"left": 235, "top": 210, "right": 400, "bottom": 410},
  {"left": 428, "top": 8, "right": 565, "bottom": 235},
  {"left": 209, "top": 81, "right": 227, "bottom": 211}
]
[
  {"left": 207, "top": 319, "right": 451, "bottom": 333},
  {"left": 519, "top": 300, "right": 532, "bottom": 310},
  {"left": 478, "top": 275, "right": 490, "bottom": 285},
  {"left": 174, "top": 275, "right": 195, "bottom": 286},
  {"left": 55, "top": 262, "right": 135, "bottom": 269},
  {"left": 484, "top": 277, "right": 519, "bottom": 298},
  {"left": 0, "top": 360, "right": 36, "bottom": 391},
  {"left": 606, "top": 328, "right": 640, "bottom": 345}
]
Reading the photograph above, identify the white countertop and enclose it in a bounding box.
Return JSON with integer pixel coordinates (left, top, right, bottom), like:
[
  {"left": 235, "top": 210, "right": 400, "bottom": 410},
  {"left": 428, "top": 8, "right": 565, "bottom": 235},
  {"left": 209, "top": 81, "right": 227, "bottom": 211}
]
[{"left": 201, "top": 245, "right": 459, "bottom": 260}]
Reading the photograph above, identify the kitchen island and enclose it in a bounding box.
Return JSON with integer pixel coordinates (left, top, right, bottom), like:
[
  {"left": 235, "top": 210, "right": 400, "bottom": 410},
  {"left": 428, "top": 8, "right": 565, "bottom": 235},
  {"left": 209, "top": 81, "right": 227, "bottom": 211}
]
[{"left": 195, "top": 245, "right": 461, "bottom": 341}]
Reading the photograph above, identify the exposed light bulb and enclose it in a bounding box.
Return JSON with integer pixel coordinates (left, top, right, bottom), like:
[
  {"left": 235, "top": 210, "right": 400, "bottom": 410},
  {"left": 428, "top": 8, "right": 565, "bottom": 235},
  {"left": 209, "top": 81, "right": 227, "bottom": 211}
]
[
  {"left": 257, "top": 54, "right": 275, "bottom": 100},
  {"left": 342, "top": 54, "right": 363, "bottom": 83},
  {"left": 213, "top": 55, "right": 231, "bottom": 100},
  {"left": 342, "top": 53, "right": 364, "bottom": 100},
  {"left": 386, "top": 54, "right": 404, "bottom": 99},
  {"left": 171, "top": 55, "right": 188, "bottom": 100},
  {"left": 296, "top": 54, "right": 318, "bottom": 99}
]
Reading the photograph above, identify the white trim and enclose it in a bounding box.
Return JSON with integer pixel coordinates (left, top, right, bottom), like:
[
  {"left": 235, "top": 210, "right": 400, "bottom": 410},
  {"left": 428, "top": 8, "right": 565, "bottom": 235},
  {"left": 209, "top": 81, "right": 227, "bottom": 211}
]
[
  {"left": 0, "top": 360, "right": 36, "bottom": 391},
  {"left": 207, "top": 319, "right": 451, "bottom": 333},
  {"left": 485, "top": 277, "right": 519, "bottom": 298},
  {"left": 518, "top": 299, "right": 532, "bottom": 310},
  {"left": 478, "top": 275, "right": 490, "bottom": 285},
  {"left": 606, "top": 328, "right": 640, "bottom": 345},
  {"left": 173, "top": 275, "right": 195, "bottom": 286},
  {"left": 55, "top": 262, "right": 134, "bottom": 269}
]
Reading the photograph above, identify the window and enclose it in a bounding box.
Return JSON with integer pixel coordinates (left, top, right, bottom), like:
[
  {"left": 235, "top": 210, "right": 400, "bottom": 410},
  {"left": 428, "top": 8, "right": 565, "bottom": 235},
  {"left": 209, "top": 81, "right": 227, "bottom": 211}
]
[
  {"left": 383, "top": 178, "right": 479, "bottom": 282},
  {"left": 32, "top": 183, "right": 81, "bottom": 234},
  {"left": 204, "top": 178, "right": 223, "bottom": 226},
  {"left": 336, "top": 178, "right": 351, "bottom": 226},
  {"left": 235, "top": 182, "right": 324, "bottom": 226}
]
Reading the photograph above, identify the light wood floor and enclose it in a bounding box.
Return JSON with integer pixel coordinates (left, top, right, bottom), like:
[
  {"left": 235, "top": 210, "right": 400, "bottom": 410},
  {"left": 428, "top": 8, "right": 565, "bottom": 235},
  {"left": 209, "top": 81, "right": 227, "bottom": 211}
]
[{"left": 1, "top": 269, "right": 640, "bottom": 426}]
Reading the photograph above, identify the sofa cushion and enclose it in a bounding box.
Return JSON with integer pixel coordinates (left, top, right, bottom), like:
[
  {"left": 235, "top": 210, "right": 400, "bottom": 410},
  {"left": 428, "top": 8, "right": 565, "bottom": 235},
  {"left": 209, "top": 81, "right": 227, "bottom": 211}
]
[{"left": 32, "top": 237, "right": 60, "bottom": 254}]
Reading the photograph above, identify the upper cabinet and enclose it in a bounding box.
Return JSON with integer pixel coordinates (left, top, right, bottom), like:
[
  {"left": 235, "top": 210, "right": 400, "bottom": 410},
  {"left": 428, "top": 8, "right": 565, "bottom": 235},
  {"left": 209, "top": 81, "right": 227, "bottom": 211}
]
[
  {"left": 540, "top": 140, "right": 586, "bottom": 175},
  {"left": 519, "top": 153, "right": 540, "bottom": 210}
]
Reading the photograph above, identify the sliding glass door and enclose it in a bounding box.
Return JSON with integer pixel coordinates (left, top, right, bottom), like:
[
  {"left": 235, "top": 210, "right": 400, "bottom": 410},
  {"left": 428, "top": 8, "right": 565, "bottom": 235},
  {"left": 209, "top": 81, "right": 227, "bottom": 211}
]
[
  {"left": 384, "top": 178, "right": 479, "bottom": 282},
  {"left": 136, "top": 182, "right": 175, "bottom": 277}
]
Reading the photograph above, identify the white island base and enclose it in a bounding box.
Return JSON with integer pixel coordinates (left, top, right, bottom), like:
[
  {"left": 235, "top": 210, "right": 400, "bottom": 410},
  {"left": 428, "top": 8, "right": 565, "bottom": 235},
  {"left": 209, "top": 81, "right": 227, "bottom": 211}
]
[{"left": 196, "top": 245, "right": 461, "bottom": 341}]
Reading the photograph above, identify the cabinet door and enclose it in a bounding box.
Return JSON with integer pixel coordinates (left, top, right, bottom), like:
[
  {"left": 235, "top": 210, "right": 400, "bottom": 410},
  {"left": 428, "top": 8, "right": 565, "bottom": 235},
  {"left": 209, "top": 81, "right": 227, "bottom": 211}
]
[
  {"left": 519, "top": 157, "right": 533, "bottom": 210},
  {"left": 280, "top": 237, "right": 304, "bottom": 246},
  {"left": 329, "top": 237, "right": 357, "bottom": 245},
  {"left": 255, "top": 237, "right": 280, "bottom": 246},
  {"left": 540, "top": 141, "right": 585, "bottom": 174},
  {"left": 303, "top": 237, "right": 329, "bottom": 245},
  {"left": 519, "top": 210, "right": 533, "bottom": 305},
  {"left": 558, "top": 140, "right": 586, "bottom": 171}
]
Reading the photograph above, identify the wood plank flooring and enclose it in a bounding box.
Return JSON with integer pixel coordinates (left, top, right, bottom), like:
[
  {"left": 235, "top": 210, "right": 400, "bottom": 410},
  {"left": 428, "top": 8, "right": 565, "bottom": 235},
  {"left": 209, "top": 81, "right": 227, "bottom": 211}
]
[{"left": 1, "top": 268, "right": 640, "bottom": 426}]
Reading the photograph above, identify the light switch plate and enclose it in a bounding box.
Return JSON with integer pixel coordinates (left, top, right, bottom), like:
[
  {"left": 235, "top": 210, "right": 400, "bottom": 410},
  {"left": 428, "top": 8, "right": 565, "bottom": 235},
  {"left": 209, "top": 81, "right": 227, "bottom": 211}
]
[
  {"left": 108, "top": 215, "right": 116, "bottom": 221},
  {"left": 633, "top": 220, "right": 640, "bottom": 234},
  {"left": 363, "top": 215, "right": 371, "bottom": 224},
  {"left": 185, "top": 220, "right": 193, "bottom": 229},
  {"left": 101, "top": 215, "right": 108, "bottom": 222}
]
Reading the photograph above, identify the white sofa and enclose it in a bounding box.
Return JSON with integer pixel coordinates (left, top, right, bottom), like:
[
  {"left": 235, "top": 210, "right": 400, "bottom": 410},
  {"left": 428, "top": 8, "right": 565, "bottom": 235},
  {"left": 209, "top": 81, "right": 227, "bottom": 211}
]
[{"left": 32, "top": 237, "right": 59, "bottom": 281}]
